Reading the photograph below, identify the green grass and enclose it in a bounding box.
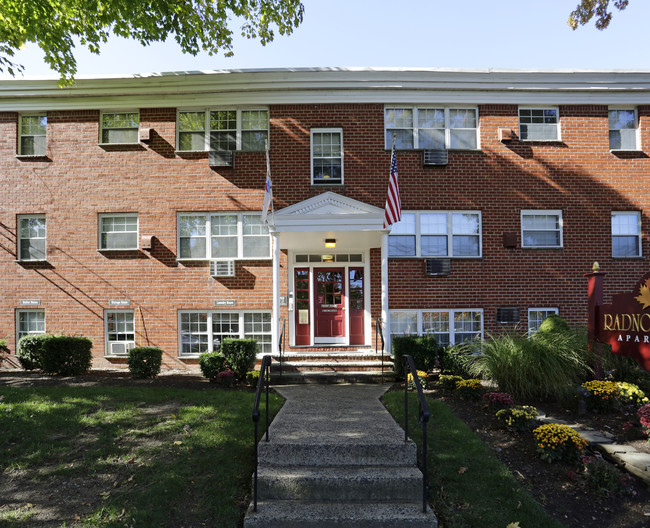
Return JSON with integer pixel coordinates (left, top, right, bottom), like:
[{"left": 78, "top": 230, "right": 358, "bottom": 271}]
[
  {"left": 383, "top": 392, "right": 566, "bottom": 528},
  {"left": 0, "top": 386, "right": 283, "bottom": 528}
]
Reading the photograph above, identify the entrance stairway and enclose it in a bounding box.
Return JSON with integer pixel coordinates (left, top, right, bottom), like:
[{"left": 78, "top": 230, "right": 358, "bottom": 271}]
[
  {"left": 270, "top": 350, "right": 394, "bottom": 384},
  {"left": 243, "top": 384, "right": 437, "bottom": 527}
]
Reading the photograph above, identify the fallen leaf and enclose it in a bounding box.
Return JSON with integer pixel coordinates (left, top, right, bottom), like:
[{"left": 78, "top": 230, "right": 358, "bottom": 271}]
[
  {"left": 174, "top": 441, "right": 183, "bottom": 446},
  {"left": 458, "top": 466, "right": 467, "bottom": 474},
  {"left": 113, "top": 481, "right": 119, "bottom": 488},
  {"left": 127, "top": 475, "right": 134, "bottom": 482}
]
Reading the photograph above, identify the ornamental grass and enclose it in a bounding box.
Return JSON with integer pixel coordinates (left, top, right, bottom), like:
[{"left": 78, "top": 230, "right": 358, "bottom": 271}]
[{"left": 533, "top": 423, "right": 588, "bottom": 463}]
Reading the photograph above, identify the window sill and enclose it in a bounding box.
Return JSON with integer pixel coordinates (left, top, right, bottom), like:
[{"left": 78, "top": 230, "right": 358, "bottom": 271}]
[
  {"left": 312, "top": 182, "right": 344, "bottom": 187},
  {"left": 610, "top": 149, "right": 642, "bottom": 153},
  {"left": 177, "top": 257, "right": 272, "bottom": 262},
  {"left": 612, "top": 255, "right": 644, "bottom": 259},
  {"left": 15, "top": 154, "right": 48, "bottom": 160},
  {"left": 518, "top": 139, "right": 562, "bottom": 144},
  {"left": 98, "top": 248, "right": 140, "bottom": 252},
  {"left": 104, "top": 354, "right": 129, "bottom": 359},
  {"left": 521, "top": 246, "right": 563, "bottom": 250},
  {"left": 15, "top": 259, "right": 49, "bottom": 263},
  {"left": 98, "top": 142, "right": 141, "bottom": 147},
  {"left": 388, "top": 255, "right": 482, "bottom": 259}
]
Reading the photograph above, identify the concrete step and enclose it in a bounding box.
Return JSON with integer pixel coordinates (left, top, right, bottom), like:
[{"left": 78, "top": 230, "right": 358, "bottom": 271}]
[
  {"left": 244, "top": 501, "right": 438, "bottom": 528},
  {"left": 273, "top": 360, "right": 391, "bottom": 371},
  {"left": 257, "top": 466, "right": 423, "bottom": 501},
  {"left": 258, "top": 439, "right": 417, "bottom": 467},
  {"left": 271, "top": 370, "right": 394, "bottom": 384}
]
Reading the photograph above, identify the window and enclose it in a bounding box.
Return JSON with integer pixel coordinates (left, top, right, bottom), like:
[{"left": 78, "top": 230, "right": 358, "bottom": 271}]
[
  {"left": 18, "top": 114, "right": 47, "bottom": 156},
  {"left": 612, "top": 211, "right": 642, "bottom": 257},
  {"left": 519, "top": 108, "right": 559, "bottom": 141},
  {"left": 521, "top": 210, "right": 563, "bottom": 248},
  {"left": 385, "top": 107, "right": 478, "bottom": 150},
  {"left": 311, "top": 129, "right": 343, "bottom": 185},
  {"left": 178, "top": 212, "right": 270, "bottom": 260},
  {"left": 105, "top": 310, "right": 135, "bottom": 356},
  {"left": 528, "top": 308, "right": 558, "bottom": 335},
  {"left": 99, "top": 214, "right": 138, "bottom": 250},
  {"left": 100, "top": 112, "right": 139, "bottom": 144},
  {"left": 389, "top": 211, "right": 481, "bottom": 257},
  {"left": 390, "top": 309, "right": 483, "bottom": 345},
  {"left": 179, "top": 311, "right": 272, "bottom": 356},
  {"left": 16, "top": 310, "right": 46, "bottom": 342},
  {"left": 177, "top": 109, "right": 268, "bottom": 152},
  {"left": 18, "top": 214, "right": 47, "bottom": 261},
  {"left": 609, "top": 109, "right": 638, "bottom": 151}
]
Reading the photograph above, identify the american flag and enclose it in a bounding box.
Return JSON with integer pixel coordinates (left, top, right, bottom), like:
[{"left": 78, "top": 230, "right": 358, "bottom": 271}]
[
  {"left": 383, "top": 141, "right": 401, "bottom": 228},
  {"left": 261, "top": 147, "right": 273, "bottom": 223}
]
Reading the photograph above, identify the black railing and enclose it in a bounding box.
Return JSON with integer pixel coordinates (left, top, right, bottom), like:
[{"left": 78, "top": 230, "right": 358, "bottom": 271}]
[
  {"left": 252, "top": 354, "right": 272, "bottom": 512},
  {"left": 375, "top": 317, "right": 385, "bottom": 383},
  {"left": 403, "top": 354, "right": 430, "bottom": 514},
  {"left": 278, "top": 317, "right": 285, "bottom": 377}
]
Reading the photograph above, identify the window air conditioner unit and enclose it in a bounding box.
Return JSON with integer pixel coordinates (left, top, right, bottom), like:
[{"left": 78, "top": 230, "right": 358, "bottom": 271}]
[
  {"left": 425, "top": 258, "right": 450, "bottom": 276},
  {"left": 110, "top": 342, "right": 133, "bottom": 356},
  {"left": 423, "top": 149, "right": 448, "bottom": 166},
  {"left": 496, "top": 307, "right": 520, "bottom": 324},
  {"left": 210, "top": 259, "right": 235, "bottom": 278},
  {"left": 209, "top": 150, "right": 234, "bottom": 167}
]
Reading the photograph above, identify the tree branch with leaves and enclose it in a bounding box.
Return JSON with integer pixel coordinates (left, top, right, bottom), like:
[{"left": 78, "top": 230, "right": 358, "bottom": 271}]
[{"left": 569, "top": 0, "right": 629, "bottom": 29}]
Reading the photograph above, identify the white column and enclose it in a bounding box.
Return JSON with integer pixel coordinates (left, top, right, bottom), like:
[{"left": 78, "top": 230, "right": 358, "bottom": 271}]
[
  {"left": 381, "top": 231, "right": 391, "bottom": 356},
  {"left": 271, "top": 232, "right": 281, "bottom": 357}
]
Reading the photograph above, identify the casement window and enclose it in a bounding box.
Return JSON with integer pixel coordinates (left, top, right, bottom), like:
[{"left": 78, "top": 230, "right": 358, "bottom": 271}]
[
  {"left": 521, "top": 210, "right": 563, "bottom": 248},
  {"left": 177, "top": 212, "right": 270, "bottom": 260},
  {"left": 99, "top": 214, "right": 138, "bottom": 250},
  {"left": 609, "top": 109, "right": 638, "bottom": 151},
  {"left": 389, "top": 211, "right": 482, "bottom": 258},
  {"left": 18, "top": 114, "right": 47, "bottom": 156},
  {"left": 519, "top": 108, "right": 559, "bottom": 141},
  {"left": 612, "top": 211, "right": 642, "bottom": 257},
  {"left": 528, "top": 308, "right": 559, "bottom": 335},
  {"left": 100, "top": 112, "right": 139, "bottom": 144},
  {"left": 105, "top": 310, "right": 135, "bottom": 356},
  {"left": 385, "top": 107, "right": 478, "bottom": 150},
  {"left": 16, "top": 310, "right": 46, "bottom": 342},
  {"left": 311, "top": 129, "right": 343, "bottom": 185},
  {"left": 390, "top": 309, "right": 483, "bottom": 346},
  {"left": 179, "top": 311, "right": 272, "bottom": 356},
  {"left": 177, "top": 109, "right": 268, "bottom": 152},
  {"left": 18, "top": 214, "right": 47, "bottom": 261}
]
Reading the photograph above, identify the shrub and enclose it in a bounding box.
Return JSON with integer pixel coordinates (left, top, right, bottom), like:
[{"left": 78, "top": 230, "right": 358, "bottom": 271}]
[
  {"left": 616, "top": 381, "right": 649, "bottom": 407},
  {"left": 40, "top": 335, "right": 92, "bottom": 376},
  {"left": 216, "top": 369, "right": 235, "bottom": 387},
  {"left": 438, "top": 374, "right": 463, "bottom": 392},
  {"left": 199, "top": 351, "right": 228, "bottom": 381},
  {"left": 16, "top": 334, "right": 49, "bottom": 370},
  {"left": 246, "top": 370, "right": 261, "bottom": 386},
  {"left": 482, "top": 391, "right": 514, "bottom": 409},
  {"left": 455, "top": 378, "right": 483, "bottom": 400},
  {"left": 637, "top": 404, "right": 650, "bottom": 438},
  {"left": 407, "top": 370, "right": 427, "bottom": 391},
  {"left": 533, "top": 423, "right": 588, "bottom": 463},
  {"left": 0, "top": 339, "right": 8, "bottom": 354},
  {"left": 577, "top": 454, "right": 638, "bottom": 496},
  {"left": 221, "top": 338, "right": 257, "bottom": 380},
  {"left": 496, "top": 405, "right": 539, "bottom": 433},
  {"left": 581, "top": 380, "right": 620, "bottom": 412},
  {"left": 537, "top": 314, "right": 572, "bottom": 334},
  {"left": 438, "top": 344, "right": 473, "bottom": 377},
  {"left": 128, "top": 347, "right": 163, "bottom": 378},
  {"left": 392, "top": 334, "right": 440, "bottom": 379}
]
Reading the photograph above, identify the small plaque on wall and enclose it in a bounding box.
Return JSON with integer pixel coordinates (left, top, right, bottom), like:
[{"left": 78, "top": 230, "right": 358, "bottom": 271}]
[
  {"left": 299, "top": 309, "right": 309, "bottom": 324},
  {"left": 109, "top": 299, "right": 130, "bottom": 307},
  {"left": 214, "top": 299, "right": 237, "bottom": 307},
  {"left": 20, "top": 299, "right": 41, "bottom": 306}
]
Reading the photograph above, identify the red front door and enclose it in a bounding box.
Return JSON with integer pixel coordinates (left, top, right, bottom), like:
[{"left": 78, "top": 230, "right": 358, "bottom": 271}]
[{"left": 314, "top": 268, "right": 346, "bottom": 341}]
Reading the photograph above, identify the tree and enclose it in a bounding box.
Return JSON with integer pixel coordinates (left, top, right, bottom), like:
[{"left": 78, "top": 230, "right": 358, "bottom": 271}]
[
  {"left": 0, "top": 0, "right": 304, "bottom": 84},
  {"left": 568, "top": 0, "right": 629, "bottom": 30}
]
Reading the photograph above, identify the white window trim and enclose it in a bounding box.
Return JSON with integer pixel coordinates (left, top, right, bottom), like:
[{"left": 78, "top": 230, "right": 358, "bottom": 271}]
[
  {"left": 389, "top": 210, "right": 483, "bottom": 258},
  {"left": 176, "top": 211, "right": 271, "bottom": 261},
  {"left": 98, "top": 213, "right": 139, "bottom": 251},
  {"left": 177, "top": 309, "right": 272, "bottom": 357},
  {"left": 311, "top": 128, "right": 344, "bottom": 185},
  {"left": 389, "top": 308, "right": 484, "bottom": 345},
  {"left": 176, "top": 108, "right": 269, "bottom": 153},
  {"left": 528, "top": 307, "right": 559, "bottom": 336},
  {"left": 99, "top": 110, "right": 140, "bottom": 146},
  {"left": 518, "top": 107, "right": 560, "bottom": 142},
  {"left": 608, "top": 107, "right": 640, "bottom": 152},
  {"left": 612, "top": 211, "right": 643, "bottom": 258},
  {"left": 384, "top": 106, "right": 480, "bottom": 151},
  {"left": 16, "top": 309, "right": 46, "bottom": 344},
  {"left": 17, "top": 113, "right": 47, "bottom": 157},
  {"left": 521, "top": 209, "right": 563, "bottom": 249},
  {"left": 104, "top": 309, "right": 136, "bottom": 357},
  {"left": 17, "top": 214, "right": 47, "bottom": 262}
]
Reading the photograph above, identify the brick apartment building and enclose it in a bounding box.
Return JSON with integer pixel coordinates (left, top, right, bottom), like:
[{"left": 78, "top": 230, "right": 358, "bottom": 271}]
[{"left": 1, "top": 68, "right": 649, "bottom": 369}]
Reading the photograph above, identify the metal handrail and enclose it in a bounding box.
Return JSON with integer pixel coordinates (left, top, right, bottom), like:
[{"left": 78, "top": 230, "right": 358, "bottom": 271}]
[
  {"left": 278, "top": 317, "right": 285, "bottom": 377},
  {"left": 375, "top": 317, "right": 385, "bottom": 382},
  {"left": 403, "top": 354, "right": 430, "bottom": 514},
  {"left": 252, "top": 354, "right": 272, "bottom": 512}
]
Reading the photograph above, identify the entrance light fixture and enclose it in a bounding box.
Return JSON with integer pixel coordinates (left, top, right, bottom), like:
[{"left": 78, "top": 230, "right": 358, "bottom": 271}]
[{"left": 325, "top": 238, "right": 336, "bottom": 248}]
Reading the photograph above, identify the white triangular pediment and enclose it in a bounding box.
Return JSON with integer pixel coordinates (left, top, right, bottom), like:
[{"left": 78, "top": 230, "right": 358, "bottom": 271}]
[{"left": 277, "top": 192, "right": 383, "bottom": 217}]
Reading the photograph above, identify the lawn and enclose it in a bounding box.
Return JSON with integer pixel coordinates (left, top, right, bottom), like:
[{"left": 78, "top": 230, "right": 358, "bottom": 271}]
[{"left": 0, "top": 386, "right": 283, "bottom": 528}]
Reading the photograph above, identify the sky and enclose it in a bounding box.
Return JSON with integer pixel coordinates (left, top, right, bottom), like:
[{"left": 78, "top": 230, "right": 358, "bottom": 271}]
[{"left": 2, "top": 0, "right": 650, "bottom": 80}]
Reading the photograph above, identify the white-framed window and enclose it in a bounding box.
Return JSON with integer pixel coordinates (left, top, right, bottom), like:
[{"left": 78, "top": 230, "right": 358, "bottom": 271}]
[
  {"left": 176, "top": 108, "right": 268, "bottom": 152},
  {"left": 99, "top": 213, "right": 139, "bottom": 250},
  {"left": 385, "top": 107, "right": 478, "bottom": 150},
  {"left": 521, "top": 210, "right": 563, "bottom": 248},
  {"left": 612, "top": 211, "right": 642, "bottom": 258},
  {"left": 17, "top": 214, "right": 47, "bottom": 261},
  {"left": 179, "top": 310, "right": 272, "bottom": 356},
  {"left": 16, "top": 309, "right": 46, "bottom": 342},
  {"left": 18, "top": 114, "right": 47, "bottom": 156},
  {"left": 519, "top": 107, "right": 559, "bottom": 141},
  {"left": 528, "top": 308, "right": 559, "bottom": 335},
  {"left": 105, "top": 310, "right": 135, "bottom": 356},
  {"left": 311, "top": 128, "right": 343, "bottom": 185},
  {"left": 100, "top": 111, "right": 139, "bottom": 144},
  {"left": 609, "top": 109, "right": 638, "bottom": 151},
  {"left": 389, "top": 211, "right": 482, "bottom": 258},
  {"left": 177, "top": 212, "right": 270, "bottom": 260},
  {"left": 390, "top": 309, "right": 483, "bottom": 346}
]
